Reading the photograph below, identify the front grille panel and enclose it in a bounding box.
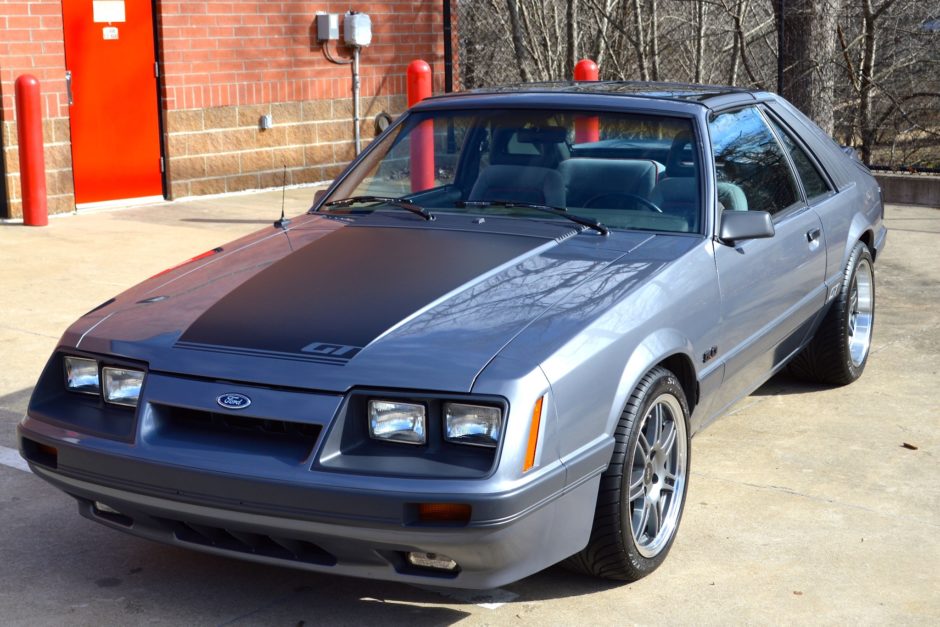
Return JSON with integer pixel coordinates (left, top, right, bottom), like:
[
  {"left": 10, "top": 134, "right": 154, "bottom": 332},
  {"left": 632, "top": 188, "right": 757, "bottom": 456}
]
[{"left": 151, "top": 404, "right": 322, "bottom": 462}]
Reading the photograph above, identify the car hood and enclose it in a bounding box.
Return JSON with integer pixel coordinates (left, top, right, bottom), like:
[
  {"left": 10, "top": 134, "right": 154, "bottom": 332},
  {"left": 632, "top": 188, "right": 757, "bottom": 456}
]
[{"left": 65, "top": 212, "right": 677, "bottom": 393}]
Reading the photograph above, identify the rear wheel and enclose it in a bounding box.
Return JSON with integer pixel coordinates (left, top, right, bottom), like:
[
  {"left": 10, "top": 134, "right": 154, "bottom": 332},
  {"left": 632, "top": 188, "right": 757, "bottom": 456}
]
[
  {"left": 789, "top": 241, "right": 875, "bottom": 385},
  {"left": 565, "top": 367, "right": 690, "bottom": 581}
]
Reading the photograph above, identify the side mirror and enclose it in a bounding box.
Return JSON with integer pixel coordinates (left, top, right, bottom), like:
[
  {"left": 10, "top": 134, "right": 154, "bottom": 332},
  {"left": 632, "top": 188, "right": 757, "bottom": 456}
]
[
  {"left": 313, "top": 188, "right": 328, "bottom": 208},
  {"left": 719, "top": 210, "right": 775, "bottom": 245}
]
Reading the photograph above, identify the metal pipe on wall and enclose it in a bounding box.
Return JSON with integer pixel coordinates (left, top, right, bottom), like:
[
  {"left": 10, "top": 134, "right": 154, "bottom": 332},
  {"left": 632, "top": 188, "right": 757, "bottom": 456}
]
[{"left": 353, "top": 47, "right": 361, "bottom": 154}]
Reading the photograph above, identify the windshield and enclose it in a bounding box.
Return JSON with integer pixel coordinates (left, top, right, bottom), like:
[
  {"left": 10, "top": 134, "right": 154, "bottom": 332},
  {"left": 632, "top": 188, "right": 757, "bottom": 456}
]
[{"left": 322, "top": 108, "right": 702, "bottom": 234}]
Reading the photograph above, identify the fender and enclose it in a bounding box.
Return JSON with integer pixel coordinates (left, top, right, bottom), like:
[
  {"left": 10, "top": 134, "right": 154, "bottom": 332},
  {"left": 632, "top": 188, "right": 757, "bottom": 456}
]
[
  {"left": 833, "top": 212, "right": 875, "bottom": 291},
  {"left": 605, "top": 328, "right": 696, "bottom": 436},
  {"left": 817, "top": 185, "right": 878, "bottom": 302},
  {"left": 846, "top": 210, "right": 876, "bottom": 263}
]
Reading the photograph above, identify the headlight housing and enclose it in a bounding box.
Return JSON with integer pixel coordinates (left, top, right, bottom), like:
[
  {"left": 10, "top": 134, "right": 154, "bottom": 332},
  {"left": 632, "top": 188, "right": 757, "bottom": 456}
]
[
  {"left": 64, "top": 356, "right": 100, "bottom": 394},
  {"left": 319, "top": 391, "right": 507, "bottom": 477},
  {"left": 444, "top": 403, "right": 502, "bottom": 448},
  {"left": 62, "top": 355, "right": 145, "bottom": 408},
  {"left": 368, "top": 400, "right": 426, "bottom": 445},
  {"left": 102, "top": 367, "right": 145, "bottom": 407}
]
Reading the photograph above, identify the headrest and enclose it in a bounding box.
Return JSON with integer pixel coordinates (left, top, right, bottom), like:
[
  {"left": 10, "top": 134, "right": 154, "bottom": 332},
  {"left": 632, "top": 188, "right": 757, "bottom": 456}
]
[{"left": 665, "top": 131, "right": 696, "bottom": 178}]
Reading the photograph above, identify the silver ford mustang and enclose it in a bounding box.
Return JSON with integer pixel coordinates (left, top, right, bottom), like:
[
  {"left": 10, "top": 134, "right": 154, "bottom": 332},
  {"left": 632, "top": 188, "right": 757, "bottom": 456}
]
[{"left": 19, "top": 82, "right": 886, "bottom": 589}]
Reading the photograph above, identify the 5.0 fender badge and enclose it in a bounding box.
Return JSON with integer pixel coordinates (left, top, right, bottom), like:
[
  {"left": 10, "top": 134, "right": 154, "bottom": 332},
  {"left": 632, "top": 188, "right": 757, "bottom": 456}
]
[{"left": 217, "top": 393, "right": 251, "bottom": 410}]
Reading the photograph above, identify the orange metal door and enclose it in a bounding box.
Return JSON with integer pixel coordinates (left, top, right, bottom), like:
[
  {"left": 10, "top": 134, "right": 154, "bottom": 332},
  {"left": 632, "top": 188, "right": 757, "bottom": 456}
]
[{"left": 63, "top": 0, "right": 163, "bottom": 204}]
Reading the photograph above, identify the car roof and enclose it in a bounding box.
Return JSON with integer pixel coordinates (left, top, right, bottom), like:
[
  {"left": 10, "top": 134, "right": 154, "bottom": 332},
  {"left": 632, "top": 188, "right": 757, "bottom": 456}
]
[{"left": 416, "top": 80, "right": 773, "bottom": 113}]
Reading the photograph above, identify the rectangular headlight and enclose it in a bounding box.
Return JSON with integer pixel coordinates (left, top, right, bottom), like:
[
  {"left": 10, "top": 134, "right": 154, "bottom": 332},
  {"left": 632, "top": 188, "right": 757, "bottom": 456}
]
[
  {"left": 102, "top": 367, "right": 144, "bottom": 407},
  {"left": 444, "top": 403, "right": 502, "bottom": 448},
  {"left": 369, "top": 400, "right": 426, "bottom": 445},
  {"left": 64, "top": 356, "right": 99, "bottom": 394}
]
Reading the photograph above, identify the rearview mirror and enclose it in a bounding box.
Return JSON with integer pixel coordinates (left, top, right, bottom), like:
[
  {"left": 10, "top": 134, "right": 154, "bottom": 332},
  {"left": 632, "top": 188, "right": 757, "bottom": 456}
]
[{"left": 719, "top": 210, "right": 774, "bottom": 245}]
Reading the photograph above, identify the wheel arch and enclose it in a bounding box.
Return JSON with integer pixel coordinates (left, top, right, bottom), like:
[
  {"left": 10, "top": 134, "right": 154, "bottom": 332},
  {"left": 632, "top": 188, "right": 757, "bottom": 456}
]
[
  {"left": 858, "top": 228, "right": 876, "bottom": 261},
  {"left": 658, "top": 353, "right": 698, "bottom": 415},
  {"left": 845, "top": 213, "right": 876, "bottom": 267},
  {"left": 606, "top": 329, "right": 698, "bottom": 436}
]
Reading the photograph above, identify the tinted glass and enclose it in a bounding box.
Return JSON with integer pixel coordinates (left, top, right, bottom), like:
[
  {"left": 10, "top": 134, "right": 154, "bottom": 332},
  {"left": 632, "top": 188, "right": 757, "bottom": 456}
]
[
  {"left": 328, "top": 109, "right": 702, "bottom": 234},
  {"left": 766, "top": 116, "right": 831, "bottom": 200},
  {"left": 708, "top": 107, "right": 799, "bottom": 215}
]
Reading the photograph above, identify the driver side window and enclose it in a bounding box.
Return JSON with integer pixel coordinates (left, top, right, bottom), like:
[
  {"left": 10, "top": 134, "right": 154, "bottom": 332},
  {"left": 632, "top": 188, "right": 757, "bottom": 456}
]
[{"left": 709, "top": 108, "right": 799, "bottom": 216}]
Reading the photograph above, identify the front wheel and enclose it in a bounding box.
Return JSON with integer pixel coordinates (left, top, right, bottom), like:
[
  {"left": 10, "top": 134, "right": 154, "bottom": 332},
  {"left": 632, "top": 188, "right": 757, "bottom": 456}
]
[{"left": 565, "top": 367, "right": 691, "bottom": 581}]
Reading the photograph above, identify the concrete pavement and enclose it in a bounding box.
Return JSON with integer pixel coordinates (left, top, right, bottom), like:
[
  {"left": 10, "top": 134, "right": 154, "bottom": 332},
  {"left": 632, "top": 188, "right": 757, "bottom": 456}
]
[{"left": 0, "top": 193, "right": 937, "bottom": 625}]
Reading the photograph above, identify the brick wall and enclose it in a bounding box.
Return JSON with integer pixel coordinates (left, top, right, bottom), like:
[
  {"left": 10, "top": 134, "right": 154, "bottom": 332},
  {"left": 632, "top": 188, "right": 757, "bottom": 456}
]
[
  {"left": 158, "top": 1, "right": 448, "bottom": 199},
  {"left": 1, "top": 1, "right": 450, "bottom": 218},
  {"left": 0, "top": 0, "right": 74, "bottom": 218}
]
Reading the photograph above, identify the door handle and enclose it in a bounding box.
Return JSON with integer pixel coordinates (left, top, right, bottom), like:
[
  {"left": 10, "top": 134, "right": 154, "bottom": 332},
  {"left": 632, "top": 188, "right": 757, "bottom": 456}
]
[
  {"left": 65, "top": 71, "right": 73, "bottom": 106},
  {"left": 806, "top": 228, "right": 821, "bottom": 243}
]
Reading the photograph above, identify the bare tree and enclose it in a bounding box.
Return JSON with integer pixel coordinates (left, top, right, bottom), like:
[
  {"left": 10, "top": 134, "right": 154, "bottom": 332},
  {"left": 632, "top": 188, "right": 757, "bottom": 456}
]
[
  {"left": 836, "top": 0, "right": 940, "bottom": 164},
  {"left": 775, "top": 0, "right": 842, "bottom": 136},
  {"left": 567, "top": 1, "right": 579, "bottom": 73},
  {"left": 456, "top": 0, "right": 940, "bottom": 168},
  {"left": 506, "top": 0, "right": 533, "bottom": 81}
]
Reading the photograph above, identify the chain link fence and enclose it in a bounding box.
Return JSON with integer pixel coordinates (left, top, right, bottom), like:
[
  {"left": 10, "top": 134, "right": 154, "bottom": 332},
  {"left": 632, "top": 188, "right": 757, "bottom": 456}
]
[{"left": 454, "top": 0, "right": 940, "bottom": 171}]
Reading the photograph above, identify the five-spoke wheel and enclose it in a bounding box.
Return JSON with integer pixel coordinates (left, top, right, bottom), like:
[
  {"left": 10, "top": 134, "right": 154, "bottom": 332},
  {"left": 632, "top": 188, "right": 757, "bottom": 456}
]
[{"left": 565, "top": 367, "right": 691, "bottom": 581}]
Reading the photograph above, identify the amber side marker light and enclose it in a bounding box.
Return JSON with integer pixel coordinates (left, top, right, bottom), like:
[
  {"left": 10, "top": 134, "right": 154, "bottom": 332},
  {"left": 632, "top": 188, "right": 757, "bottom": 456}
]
[
  {"left": 523, "top": 396, "right": 545, "bottom": 472},
  {"left": 417, "top": 502, "right": 472, "bottom": 523}
]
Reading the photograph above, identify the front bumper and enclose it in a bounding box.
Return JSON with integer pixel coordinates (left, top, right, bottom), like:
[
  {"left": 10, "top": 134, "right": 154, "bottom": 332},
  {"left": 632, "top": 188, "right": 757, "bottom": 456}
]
[{"left": 18, "top": 416, "right": 607, "bottom": 589}]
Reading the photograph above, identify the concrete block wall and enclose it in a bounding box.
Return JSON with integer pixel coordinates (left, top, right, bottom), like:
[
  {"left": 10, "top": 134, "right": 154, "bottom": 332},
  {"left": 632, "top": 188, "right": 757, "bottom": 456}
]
[
  {"left": 157, "top": 1, "right": 446, "bottom": 200},
  {"left": 164, "top": 94, "right": 408, "bottom": 198},
  {"left": 874, "top": 173, "right": 940, "bottom": 207}
]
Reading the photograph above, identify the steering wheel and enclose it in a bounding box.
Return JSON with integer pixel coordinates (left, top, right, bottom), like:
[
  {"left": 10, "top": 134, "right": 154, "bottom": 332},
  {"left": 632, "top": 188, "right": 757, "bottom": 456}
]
[{"left": 583, "top": 192, "right": 663, "bottom": 213}]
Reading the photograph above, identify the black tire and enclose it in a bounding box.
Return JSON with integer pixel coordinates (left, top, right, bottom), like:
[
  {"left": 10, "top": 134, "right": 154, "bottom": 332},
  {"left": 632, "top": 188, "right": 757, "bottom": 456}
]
[
  {"left": 789, "top": 241, "right": 875, "bottom": 385},
  {"left": 565, "top": 367, "right": 691, "bottom": 581}
]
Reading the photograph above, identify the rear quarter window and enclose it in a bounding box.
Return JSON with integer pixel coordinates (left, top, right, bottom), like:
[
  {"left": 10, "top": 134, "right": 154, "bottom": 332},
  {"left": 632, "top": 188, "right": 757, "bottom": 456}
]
[{"left": 765, "top": 116, "right": 832, "bottom": 201}]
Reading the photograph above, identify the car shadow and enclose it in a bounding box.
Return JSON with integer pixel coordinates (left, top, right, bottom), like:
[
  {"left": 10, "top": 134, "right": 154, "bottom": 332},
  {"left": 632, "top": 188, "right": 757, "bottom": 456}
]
[{"left": 749, "top": 370, "right": 830, "bottom": 397}]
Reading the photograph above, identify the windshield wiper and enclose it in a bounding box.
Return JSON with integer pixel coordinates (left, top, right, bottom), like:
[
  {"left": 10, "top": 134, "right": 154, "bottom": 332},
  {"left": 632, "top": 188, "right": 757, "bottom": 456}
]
[
  {"left": 457, "top": 199, "right": 608, "bottom": 235},
  {"left": 324, "top": 196, "right": 435, "bottom": 221}
]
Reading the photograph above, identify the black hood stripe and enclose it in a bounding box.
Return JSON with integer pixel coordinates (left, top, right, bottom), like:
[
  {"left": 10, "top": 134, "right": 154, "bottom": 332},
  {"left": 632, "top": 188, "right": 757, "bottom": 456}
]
[{"left": 178, "top": 226, "right": 548, "bottom": 357}]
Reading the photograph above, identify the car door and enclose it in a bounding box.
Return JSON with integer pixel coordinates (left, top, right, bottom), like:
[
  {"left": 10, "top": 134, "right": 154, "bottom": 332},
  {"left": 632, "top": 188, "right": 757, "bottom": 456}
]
[{"left": 710, "top": 106, "right": 827, "bottom": 411}]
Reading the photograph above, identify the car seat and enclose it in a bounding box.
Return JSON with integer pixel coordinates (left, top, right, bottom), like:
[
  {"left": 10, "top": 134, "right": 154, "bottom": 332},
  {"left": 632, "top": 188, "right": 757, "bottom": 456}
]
[
  {"left": 649, "top": 131, "right": 700, "bottom": 229},
  {"left": 468, "top": 164, "right": 566, "bottom": 207},
  {"left": 559, "top": 158, "right": 660, "bottom": 208}
]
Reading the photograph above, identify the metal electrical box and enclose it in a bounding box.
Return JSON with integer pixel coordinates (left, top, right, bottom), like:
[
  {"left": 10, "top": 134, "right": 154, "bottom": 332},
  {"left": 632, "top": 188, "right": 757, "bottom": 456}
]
[
  {"left": 316, "top": 13, "right": 339, "bottom": 41},
  {"left": 344, "top": 12, "right": 372, "bottom": 47}
]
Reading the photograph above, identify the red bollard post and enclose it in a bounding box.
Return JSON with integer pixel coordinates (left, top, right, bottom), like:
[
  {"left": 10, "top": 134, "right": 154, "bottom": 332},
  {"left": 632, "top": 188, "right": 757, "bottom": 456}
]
[
  {"left": 407, "top": 60, "right": 435, "bottom": 193},
  {"left": 573, "top": 59, "right": 599, "bottom": 82},
  {"left": 573, "top": 59, "right": 600, "bottom": 144},
  {"left": 14, "top": 75, "right": 48, "bottom": 226}
]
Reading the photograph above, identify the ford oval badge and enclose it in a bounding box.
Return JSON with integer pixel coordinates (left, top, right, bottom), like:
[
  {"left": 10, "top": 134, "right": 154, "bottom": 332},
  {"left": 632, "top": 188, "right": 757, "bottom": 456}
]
[{"left": 217, "top": 393, "right": 251, "bottom": 410}]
